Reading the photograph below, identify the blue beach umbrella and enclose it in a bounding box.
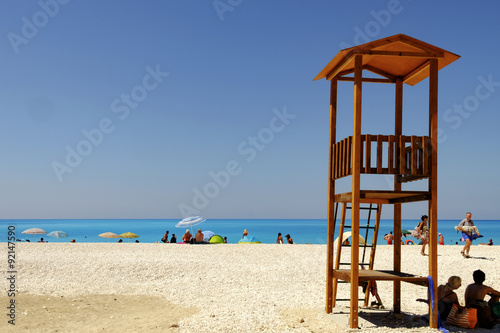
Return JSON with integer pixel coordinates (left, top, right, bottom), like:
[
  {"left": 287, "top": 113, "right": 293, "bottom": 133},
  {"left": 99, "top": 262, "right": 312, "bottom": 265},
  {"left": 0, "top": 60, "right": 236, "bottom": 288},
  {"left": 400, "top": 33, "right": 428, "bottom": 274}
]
[
  {"left": 176, "top": 216, "right": 207, "bottom": 234},
  {"left": 176, "top": 216, "right": 206, "bottom": 228},
  {"left": 47, "top": 231, "right": 69, "bottom": 238}
]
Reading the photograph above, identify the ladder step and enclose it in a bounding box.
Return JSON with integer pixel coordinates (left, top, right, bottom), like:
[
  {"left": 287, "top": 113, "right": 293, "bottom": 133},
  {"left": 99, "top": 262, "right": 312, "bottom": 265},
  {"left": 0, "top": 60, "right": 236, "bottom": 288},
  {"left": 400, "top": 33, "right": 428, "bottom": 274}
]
[{"left": 338, "top": 263, "right": 371, "bottom": 266}]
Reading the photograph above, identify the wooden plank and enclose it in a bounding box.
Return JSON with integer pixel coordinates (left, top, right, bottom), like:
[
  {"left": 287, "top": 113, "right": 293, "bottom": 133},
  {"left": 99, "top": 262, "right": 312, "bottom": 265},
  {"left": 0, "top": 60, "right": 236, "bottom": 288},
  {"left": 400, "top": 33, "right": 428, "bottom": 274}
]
[
  {"left": 362, "top": 50, "right": 444, "bottom": 58},
  {"left": 388, "top": 135, "right": 394, "bottom": 174},
  {"left": 403, "top": 60, "right": 430, "bottom": 84},
  {"left": 428, "top": 58, "right": 439, "bottom": 329},
  {"left": 411, "top": 136, "right": 418, "bottom": 174},
  {"left": 377, "top": 135, "right": 383, "bottom": 174},
  {"left": 337, "top": 77, "right": 395, "bottom": 84},
  {"left": 422, "top": 136, "right": 430, "bottom": 175},
  {"left": 394, "top": 77, "right": 403, "bottom": 314},
  {"left": 326, "top": 79, "right": 338, "bottom": 313},
  {"left": 333, "top": 269, "right": 429, "bottom": 286},
  {"left": 326, "top": 50, "right": 356, "bottom": 80},
  {"left": 335, "top": 142, "right": 341, "bottom": 179},
  {"left": 343, "top": 138, "right": 348, "bottom": 177},
  {"left": 399, "top": 136, "right": 406, "bottom": 175},
  {"left": 365, "top": 134, "right": 371, "bottom": 174},
  {"left": 363, "top": 64, "right": 397, "bottom": 80},
  {"left": 350, "top": 54, "right": 362, "bottom": 329},
  {"left": 346, "top": 137, "right": 352, "bottom": 176}
]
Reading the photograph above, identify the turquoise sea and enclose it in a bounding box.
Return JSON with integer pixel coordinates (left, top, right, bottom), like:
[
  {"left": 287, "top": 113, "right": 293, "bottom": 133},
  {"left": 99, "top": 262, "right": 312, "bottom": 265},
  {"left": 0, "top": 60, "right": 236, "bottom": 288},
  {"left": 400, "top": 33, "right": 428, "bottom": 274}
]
[{"left": 2, "top": 219, "right": 499, "bottom": 245}]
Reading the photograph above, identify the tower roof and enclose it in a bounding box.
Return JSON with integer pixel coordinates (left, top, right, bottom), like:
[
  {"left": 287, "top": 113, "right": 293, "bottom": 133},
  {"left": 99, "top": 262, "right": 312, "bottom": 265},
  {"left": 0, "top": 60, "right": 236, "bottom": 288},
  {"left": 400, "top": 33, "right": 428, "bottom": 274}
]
[{"left": 314, "top": 34, "right": 460, "bottom": 85}]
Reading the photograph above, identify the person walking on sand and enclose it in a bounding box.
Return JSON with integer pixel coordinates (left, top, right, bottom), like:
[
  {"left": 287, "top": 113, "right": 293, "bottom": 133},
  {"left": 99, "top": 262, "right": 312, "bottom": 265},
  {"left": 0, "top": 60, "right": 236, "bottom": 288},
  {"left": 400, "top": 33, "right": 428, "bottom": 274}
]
[
  {"left": 438, "top": 233, "right": 444, "bottom": 245},
  {"left": 414, "top": 215, "right": 429, "bottom": 256},
  {"left": 384, "top": 231, "right": 394, "bottom": 245},
  {"left": 457, "top": 212, "right": 475, "bottom": 258},
  {"left": 276, "top": 233, "right": 283, "bottom": 244}
]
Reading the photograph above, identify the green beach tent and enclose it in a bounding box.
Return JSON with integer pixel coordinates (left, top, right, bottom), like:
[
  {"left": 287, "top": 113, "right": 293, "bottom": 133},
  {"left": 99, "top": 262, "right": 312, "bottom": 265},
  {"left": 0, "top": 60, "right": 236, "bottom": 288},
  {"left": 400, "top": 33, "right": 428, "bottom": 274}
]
[{"left": 209, "top": 235, "right": 224, "bottom": 244}]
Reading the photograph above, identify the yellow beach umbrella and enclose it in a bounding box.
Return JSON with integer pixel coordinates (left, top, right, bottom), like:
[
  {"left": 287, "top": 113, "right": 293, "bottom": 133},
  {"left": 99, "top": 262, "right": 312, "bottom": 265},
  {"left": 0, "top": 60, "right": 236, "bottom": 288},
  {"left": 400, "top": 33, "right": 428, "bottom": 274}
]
[{"left": 119, "top": 232, "right": 139, "bottom": 239}]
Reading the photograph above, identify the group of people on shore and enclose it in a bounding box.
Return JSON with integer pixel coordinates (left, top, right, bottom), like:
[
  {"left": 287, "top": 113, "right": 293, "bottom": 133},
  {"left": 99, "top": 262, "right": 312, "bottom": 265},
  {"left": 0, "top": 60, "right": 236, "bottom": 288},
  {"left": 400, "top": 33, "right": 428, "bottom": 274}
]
[
  {"left": 159, "top": 230, "right": 227, "bottom": 244},
  {"left": 276, "top": 232, "right": 293, "bottom": 244},
  {"left": 383, "top": 212, "right": 493, "bottom": 258},
  {"left": 418, "top": 270, "right": 500, "bottom": 328}
]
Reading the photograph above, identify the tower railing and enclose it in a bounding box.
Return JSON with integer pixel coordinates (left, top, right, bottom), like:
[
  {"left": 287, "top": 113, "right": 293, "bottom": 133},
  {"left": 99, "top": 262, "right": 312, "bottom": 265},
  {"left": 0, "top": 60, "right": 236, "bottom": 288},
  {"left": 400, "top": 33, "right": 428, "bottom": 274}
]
[{"left": 332, "top": 134, "right": 431, "bottom": 182}]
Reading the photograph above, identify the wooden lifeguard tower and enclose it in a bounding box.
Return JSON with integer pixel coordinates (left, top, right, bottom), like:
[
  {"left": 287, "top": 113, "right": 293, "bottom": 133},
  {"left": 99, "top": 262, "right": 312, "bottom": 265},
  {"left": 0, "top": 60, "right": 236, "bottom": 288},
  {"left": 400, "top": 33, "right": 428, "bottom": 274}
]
[{"left": 314, "top": 34, "right": 459, "bottom": 329}]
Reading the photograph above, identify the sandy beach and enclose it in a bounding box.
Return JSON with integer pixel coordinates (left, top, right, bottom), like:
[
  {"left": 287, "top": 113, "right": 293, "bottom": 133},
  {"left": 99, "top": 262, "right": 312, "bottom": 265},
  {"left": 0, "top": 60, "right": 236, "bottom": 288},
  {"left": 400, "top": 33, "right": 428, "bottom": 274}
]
[{"left": 1, "top": 243, "right": 499, "bottom": 332}]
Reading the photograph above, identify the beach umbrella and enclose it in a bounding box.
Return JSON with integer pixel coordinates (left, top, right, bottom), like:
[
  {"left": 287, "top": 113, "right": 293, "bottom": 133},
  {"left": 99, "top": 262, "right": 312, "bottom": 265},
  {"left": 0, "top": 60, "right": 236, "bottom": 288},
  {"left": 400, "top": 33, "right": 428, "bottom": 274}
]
[
  {"left": 21, "top": 228, "right": 46, "bottom": 242},
  {"left": 47, "top": 231, "right": 69, "bottom": 238},
  {"left": 401, "top": 229, "right": 412, "bottom": 237},
  {"left": 238, "top": 236, "right": 261, "bottom": 244},
  {"left": 333, "top": 232, "right": 366, "bottom": 247},
  {"left": 99, "top": 232, "right": 120, "bottom": 242},
  {"left": 176, "top": 216, "right": 207, "bottom": 234},
  {"left": 202, "top": 230, "right": 215, "bottom": 241},
  {"left": 176, "top": 216, "right": 206, "bottom": 228},
  {"left": 119, "top": 232, "right": 139, "bottom": 242}
]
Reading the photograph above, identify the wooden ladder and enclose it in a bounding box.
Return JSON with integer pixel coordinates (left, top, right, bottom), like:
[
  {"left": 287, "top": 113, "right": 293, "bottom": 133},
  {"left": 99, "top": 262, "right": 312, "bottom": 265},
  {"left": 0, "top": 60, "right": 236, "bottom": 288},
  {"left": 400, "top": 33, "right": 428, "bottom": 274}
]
[{"left": 331, "top": 202, "right": 382, "bottom": 306}]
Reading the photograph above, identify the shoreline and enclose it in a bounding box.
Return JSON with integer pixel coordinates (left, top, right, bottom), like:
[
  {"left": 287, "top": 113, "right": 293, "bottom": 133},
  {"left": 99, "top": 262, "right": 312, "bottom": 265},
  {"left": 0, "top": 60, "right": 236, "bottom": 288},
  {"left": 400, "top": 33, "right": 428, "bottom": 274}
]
[{"left": 2, "top": 244, "right": 499, "bottom": 332}]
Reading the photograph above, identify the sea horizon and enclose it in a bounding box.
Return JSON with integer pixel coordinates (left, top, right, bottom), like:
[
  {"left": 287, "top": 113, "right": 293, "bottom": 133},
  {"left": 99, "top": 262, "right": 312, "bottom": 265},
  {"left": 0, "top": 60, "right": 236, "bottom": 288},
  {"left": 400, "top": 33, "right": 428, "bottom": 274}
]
[{"left": 2, "top": 218, "right": 498, "bottom": 245}]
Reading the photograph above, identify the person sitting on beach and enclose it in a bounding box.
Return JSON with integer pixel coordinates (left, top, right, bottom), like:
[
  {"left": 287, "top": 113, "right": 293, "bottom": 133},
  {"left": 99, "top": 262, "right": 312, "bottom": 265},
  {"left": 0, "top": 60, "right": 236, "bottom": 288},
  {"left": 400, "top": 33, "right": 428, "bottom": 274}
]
[
  {"left": 417, "top": 276, "right": 463, "bottom": 321},
  {"left": 276, "top": 233, "right": 283, "bottom": 244},
  {"left": 438, "top": 233, "right": 444, "bottom": 245},
  {"left": 162, "top": 231, "right": 169, "bottom": 243},
  {"left": 170, "top": 234, "right": 177, "bottom": 243},
  {"left": 135, "top": 240, "right": 139, "bottom": 243},
  {"left": 242, "top": 229, "right": 248, "bottom": 238},
  {"left": 195, "top": 229, "right": 204, "bottom": 243},
  {"left": 70, "top": 239, "right": 76, "bottom": 243},
  {"left": 224, "top": 237, "right": 227, "bottom": 244},
  {"left": 480, "top": 239, "right": 493, "bottom": 246},
  {"left": 182, "top": 230, "right": 192, "bottom": 243},
  {"left": 465, "top": 270, "right": 500, "bottom": 328},
  {"left": 38, "top": 238, "right": 46, "bottom": 243},
  {"left": 118, "top": 239, "right": 123, "bottom": 243},
  {"left": 285, "top": 234, "right": 293, "bottom": 244},
  {"left": 342, "top": 238, "right": 350, "bottom": 246}
]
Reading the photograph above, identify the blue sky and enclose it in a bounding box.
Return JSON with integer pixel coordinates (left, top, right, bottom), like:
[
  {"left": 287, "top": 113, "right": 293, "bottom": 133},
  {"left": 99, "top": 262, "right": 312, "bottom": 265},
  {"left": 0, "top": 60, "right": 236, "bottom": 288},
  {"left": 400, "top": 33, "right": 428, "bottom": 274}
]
[{"left": 1, "top": 0, "right": 499, "bottom": 220}]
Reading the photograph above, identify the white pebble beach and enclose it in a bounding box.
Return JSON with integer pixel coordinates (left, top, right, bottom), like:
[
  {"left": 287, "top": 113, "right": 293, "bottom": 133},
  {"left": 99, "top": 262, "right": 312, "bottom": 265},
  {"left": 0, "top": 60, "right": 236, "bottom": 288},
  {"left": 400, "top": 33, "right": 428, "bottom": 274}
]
[{"left": 1, "top": 243, "right": 499, "bottom": 332}]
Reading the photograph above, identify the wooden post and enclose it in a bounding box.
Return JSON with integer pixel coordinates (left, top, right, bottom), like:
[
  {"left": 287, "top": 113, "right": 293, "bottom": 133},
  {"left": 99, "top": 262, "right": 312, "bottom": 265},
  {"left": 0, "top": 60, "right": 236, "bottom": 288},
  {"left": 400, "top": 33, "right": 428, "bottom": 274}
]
[
  {"left": 326, "top": 79, "right": 338, "bottom": 313},
  {"left": 350, "top": 54, "right": 363, "bottom": 328},
  {"left": 393, "top": 77, "right": 403, "bottom": 313},
  {"left": 428, "top": 58, "right": 439, "bottom": 329}
]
